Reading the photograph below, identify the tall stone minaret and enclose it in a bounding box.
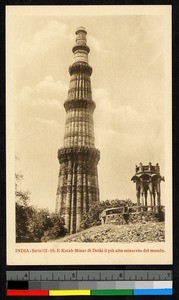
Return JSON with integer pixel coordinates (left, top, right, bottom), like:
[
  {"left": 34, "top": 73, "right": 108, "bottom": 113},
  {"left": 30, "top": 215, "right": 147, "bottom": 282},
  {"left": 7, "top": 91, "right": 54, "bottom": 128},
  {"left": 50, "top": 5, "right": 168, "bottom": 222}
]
[{"left": 55, "top": 26, "right": 100, "bottom": 234}]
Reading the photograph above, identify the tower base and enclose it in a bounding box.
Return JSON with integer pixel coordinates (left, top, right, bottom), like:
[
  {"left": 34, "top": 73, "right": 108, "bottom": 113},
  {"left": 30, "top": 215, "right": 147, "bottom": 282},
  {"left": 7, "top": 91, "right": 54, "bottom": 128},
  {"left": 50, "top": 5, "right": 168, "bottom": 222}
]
[{"left": 56, "top": 146, "right": 100, "bottom": 233}]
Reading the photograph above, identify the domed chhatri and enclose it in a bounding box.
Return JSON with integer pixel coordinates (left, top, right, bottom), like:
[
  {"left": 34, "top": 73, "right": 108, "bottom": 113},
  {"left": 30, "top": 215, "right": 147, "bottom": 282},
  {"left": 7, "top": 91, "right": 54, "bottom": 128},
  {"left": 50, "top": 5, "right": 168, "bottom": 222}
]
[
  {"left": 131, "top": 162, "right": 164, "bottom": 208},
  {"left": 55, "top": 28, "right": 100, "bottom": 234},
  {"left": 75, "top": 26, "right": 87, "bottom": 34}
]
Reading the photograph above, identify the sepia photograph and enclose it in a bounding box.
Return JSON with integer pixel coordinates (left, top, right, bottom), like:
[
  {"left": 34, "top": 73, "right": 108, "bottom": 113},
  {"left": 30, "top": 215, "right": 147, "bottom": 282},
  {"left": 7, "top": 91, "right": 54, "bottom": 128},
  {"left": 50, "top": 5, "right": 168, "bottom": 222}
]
[{"left": 6, "top": 5, "right": 172, "bottom": 265}]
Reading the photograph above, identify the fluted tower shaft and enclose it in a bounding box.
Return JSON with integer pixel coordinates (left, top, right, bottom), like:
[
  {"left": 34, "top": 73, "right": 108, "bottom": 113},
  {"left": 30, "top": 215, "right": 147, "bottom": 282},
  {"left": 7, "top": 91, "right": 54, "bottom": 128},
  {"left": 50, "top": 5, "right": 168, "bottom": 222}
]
[{"left": 56, "top": 27, "right": 100, "bottom": 234}]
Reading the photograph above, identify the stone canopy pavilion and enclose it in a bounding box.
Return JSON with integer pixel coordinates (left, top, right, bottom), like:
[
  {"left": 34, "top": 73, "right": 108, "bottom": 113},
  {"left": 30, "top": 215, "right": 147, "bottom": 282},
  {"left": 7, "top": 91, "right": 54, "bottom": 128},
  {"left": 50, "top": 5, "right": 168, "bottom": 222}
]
[{"left": 131, "top": 162, "right": 165, "bottom": 210}]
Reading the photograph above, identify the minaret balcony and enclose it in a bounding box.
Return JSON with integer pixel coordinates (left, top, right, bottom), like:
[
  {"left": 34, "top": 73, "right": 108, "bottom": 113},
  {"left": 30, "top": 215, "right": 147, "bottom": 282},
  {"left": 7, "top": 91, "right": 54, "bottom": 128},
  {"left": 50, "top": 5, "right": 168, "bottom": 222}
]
[
  {"left": 64, "top": 99, "right": 96, "bottom": 111},
  {"left": 69, "top": 62, "right": 92, "bottom": 76}
]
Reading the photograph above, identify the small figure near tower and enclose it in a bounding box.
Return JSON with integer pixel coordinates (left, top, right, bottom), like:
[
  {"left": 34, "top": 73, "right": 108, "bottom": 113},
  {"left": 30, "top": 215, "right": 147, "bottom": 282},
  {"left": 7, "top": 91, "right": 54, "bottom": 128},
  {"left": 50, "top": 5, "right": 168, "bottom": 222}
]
[{"left": 131, "top": 162, "right": 165, "bottom": 211}]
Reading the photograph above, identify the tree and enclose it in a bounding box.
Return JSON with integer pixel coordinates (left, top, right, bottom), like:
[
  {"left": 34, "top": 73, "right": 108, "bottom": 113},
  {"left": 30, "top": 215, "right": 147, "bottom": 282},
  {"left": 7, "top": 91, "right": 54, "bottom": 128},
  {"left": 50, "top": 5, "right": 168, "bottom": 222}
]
[
  {"left": 15, "top": 172, "right": 34, "bottom": 242},
  {"left": 41, "top": 213, "right": 67, "bottom": 242},
  {"left": 15, "top": 172, "right": 67, "bottom": 242}
]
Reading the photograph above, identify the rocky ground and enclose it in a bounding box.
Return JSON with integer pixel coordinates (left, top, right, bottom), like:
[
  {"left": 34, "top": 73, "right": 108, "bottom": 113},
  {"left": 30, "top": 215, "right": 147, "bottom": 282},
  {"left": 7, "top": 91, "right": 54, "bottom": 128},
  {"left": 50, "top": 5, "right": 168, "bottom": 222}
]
[{"left": 53, "top": 222, "right": 165, "bottom": 243}]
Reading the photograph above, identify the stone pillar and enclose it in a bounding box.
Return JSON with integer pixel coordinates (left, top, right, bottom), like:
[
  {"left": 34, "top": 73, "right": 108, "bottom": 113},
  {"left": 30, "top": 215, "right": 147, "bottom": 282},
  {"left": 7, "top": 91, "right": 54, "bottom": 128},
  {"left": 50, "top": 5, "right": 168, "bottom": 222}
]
[
  {"left": 144, "top": 189, "right": 148, "bottom": 207},
  {"left": 157, "top": 179, "right": 161, "bottom": 207},
  {"left": 94, "top": 164, "right": 100, "bottom": 202},
  {"left": 76, "top": 160, "right": 83, "bottom": 231},
  {"left": 149, "top": 180, "right": 153, "bottom": 206},
  {"left": 136, "top": 189, "right": 140, "bottom": 207},
  {"left": 65, "top": 160, "right": 72, "bottom": 232},
  {"left": 55, "top": 168, "right": 62, "bottom": 213},
  {"left": 56, "top": 162, "right": 66, "bottom": 214},
  {"left": 149, "top": 192, "right": 153, "bottom": 211},
  {"left": 70, "top": 162, "right": 76, "bottom": 234},
  {"left": 153, "top": 188, "right": 156, "bottom": 206},
  {"left": 148, "top": 180, "right": 153, "bottom": 212},
  {"left": 139, "top": 162, "right": 143, "bottom": 172},
  {"left": 149, "top": 162, "right": 152, "bottom": 171},
  {"left": 141, "top": 191, "right": 144, "bottom": 207},
  {"left": 140, "top": 179, "right": 144, "bottom": 207},
  {"left": 86, "top": 164, "right": 92, "bottom": 212},
  {"left": 83, "top": 182, "right": 87, "bottom": 213}
]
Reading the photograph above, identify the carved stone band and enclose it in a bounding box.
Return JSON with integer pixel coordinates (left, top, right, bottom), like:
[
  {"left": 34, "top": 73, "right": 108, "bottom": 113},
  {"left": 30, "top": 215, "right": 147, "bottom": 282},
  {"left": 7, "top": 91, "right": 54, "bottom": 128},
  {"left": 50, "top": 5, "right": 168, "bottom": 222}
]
[
  {"left": 72, "top": 44, "right": 90, "bottom": 54},
  {"left": 64, "top": 99, "right": 96, "bottom": 111},
  {"left": 58, "top": 146, "right": 100, "bottom": 164},
  {"left": 69, "top": 62, "right": 92, "bottom": 76}
]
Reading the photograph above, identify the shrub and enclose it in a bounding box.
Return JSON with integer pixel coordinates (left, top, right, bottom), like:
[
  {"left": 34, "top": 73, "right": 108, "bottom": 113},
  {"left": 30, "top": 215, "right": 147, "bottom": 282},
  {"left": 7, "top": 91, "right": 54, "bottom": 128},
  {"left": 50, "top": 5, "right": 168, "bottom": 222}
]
[
  {"left": 41, "top": 214, "right": 67, "bottom": 242},
  {"left": 15, "top": 170, "right": 67, "bottom": 242},
  {"left": 16, "top": 202, "right": 35, "bottom": 242},
  {"left": 16, "top": 204, "right": 67, "bottom": 243},
  {"left": 80, "top": 199, "right": 133, "bottom": 230}
]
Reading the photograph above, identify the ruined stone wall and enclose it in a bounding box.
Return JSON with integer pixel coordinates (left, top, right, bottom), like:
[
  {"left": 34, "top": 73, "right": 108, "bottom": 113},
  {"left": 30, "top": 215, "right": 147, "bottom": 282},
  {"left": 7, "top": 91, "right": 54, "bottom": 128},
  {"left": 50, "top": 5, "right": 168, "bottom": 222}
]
[{"left": 102, "top": 210, "right": 165, "bottom": 225}]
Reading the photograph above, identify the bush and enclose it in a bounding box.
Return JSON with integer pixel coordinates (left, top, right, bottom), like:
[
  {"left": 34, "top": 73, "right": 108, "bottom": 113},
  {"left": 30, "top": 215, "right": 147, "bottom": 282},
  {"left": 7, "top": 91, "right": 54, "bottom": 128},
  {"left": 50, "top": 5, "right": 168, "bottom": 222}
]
[
  {"left": 15, "top": 171, "right": 67, "bottom": 242},
  {"left": 16, "top": 202, "right": 35, "bottom": 242},
  {"left": 80, "top": 202, "right": 102, "bottom": 230},
  {"left": 16, "top": 204, "right": 67, "bottom": 243},
  {"left": 41, "top": 214, "right": 67, "bottom": 242}
]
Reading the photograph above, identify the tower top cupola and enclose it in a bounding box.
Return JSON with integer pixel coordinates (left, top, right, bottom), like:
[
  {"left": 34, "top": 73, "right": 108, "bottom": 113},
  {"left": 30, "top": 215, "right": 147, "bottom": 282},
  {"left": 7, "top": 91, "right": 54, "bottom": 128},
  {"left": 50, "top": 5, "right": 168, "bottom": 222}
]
[
  {"left": 75, "top": 26, "right": 87, "bottom": 36},
  {"left": 72, "top": 26, "right": 90, "bottom": 63}
]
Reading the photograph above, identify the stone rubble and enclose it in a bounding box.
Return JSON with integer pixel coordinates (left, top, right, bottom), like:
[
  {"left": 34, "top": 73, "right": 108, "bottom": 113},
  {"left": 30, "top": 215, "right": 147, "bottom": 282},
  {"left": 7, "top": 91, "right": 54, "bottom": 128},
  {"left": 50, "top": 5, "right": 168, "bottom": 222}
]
[{"left": 54, "top": 222, "right": 165, "bottom": 243}]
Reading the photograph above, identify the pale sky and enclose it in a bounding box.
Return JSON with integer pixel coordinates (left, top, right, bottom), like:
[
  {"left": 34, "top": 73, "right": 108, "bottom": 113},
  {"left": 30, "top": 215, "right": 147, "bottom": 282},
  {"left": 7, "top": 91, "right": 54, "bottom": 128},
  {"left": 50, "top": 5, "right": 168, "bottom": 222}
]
[{"left": 7, "top": 6, "right": 171, "bottom": 211}]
